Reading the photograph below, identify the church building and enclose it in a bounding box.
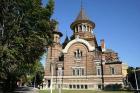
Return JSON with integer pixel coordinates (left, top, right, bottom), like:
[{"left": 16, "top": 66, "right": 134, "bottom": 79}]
[{"left": 44, "top": 6, "right": 127, "bottom": 90}]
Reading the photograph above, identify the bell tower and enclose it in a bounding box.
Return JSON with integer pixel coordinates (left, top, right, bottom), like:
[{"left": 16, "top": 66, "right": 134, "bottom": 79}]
[
  {"left": 53, "top": 25, "right": 62, "bottom": 44},
  {"left": 70, "top": 6, "right": 95, "bottom": 41},
  {"left": 45, "top": 25, "right": 63, "bottom": 76}
]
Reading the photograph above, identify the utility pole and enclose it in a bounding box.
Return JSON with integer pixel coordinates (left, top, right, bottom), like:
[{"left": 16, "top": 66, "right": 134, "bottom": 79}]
[{"left": 58, "top": 67, "right": 62, "bottom": 93}]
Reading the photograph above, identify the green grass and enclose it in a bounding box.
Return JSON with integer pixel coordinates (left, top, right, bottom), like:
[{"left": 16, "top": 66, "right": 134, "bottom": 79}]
[{"left": 39, "top": 90, "right": 133, "bottom": 93}]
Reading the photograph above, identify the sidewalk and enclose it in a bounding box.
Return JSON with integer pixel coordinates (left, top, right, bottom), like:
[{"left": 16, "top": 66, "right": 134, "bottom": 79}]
[{"left": 14, "top": 86, "right": 39, "bottom": 93}]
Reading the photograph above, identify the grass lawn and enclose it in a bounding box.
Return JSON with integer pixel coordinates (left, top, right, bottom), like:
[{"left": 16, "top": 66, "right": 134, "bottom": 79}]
[{"left": 39, "top": 89, "right": 133, "bottom": 93}]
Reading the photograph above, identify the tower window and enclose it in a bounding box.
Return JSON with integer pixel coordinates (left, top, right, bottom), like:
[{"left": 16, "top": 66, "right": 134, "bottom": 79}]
[
  {"left": 75, "top": 26, "right": 78, "bottom": 32},
  {"left": 79, "top": 25, "right": 82, "bottom": 31},
  {"left": 87, "top": 26, "right": 89, "bottom": 31},
  {"left": 83, "top": 25, "right": 86, "bottom": 31}
]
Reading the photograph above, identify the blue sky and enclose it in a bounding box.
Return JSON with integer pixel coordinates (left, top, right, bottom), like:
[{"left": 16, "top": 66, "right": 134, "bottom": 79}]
[{"left": 41, "top": 0, "right": 140, "bottom": 67}]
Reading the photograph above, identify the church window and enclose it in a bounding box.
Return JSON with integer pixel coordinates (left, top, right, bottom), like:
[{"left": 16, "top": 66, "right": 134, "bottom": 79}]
[
  {"left": 83, "top": 25, "right": 86, "bottom": 31},
  {"left": 69, "top": 85, "right": 72, "bottom": 88},
  {"left": 73, "top": 69, "right": 75, "bottom": 76},
  {"left": 82, "top": 68, "right": 84, "bottom": 75},
  {"left": 74, "top": 49, "right": 82, "bottom": 59},
  {"left": 98, "top": 85, "right": 102, "bottom": 89},
  {"left": 73, "top": 85, "right": 76, "bottom": 88},
  {"left": 72, "top": 67, "right": 84, "bottom": 76},
  {"left": 81, "top": 85, "right": 84, "bottom": 89},
  {"left": 96, "top": 66, "right": 101, "bottom": 75},
  {"left": 87, "top": 26, "right": 89, "bottom": 31},
  {"left": 76, "top": 26, "right": 78, "bottom": 32},
  {"left": 85, "top": 85, "right": 87, "bottom": 89},
  {"left": 77, "top": 69, "right": 80, "bottom": 75},
  {"left": 79, "top": 25, "right": 82, "bottom": 31},
  {"left": 75, "top": 26, "right": 78, "bottom": 33},
  {"left": 110, "top": 67, "right": 115, "bottom": 75},
  {"left": 77, "top": 85, "right": 80, "bottom": 89}
]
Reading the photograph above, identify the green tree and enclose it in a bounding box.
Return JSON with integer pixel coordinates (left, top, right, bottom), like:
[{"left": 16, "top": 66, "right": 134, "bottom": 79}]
[
  {"left": 31, "top": 61, "right": 44, "bottom": 88},
  {"left": 127, "top": 67, "right": 140, "bottom": 89},
  {"left": 0, "top": 0, "right": 55, "bottom": 92}
]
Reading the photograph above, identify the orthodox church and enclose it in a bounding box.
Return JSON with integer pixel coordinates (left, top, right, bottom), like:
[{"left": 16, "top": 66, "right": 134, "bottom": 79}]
[{"left": 44, "top": 6, "right": 127, "bottom": 90}]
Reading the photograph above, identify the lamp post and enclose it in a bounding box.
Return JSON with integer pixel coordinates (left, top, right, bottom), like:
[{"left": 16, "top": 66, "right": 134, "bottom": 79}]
[
  {"left": 57, "top": 65, "right": 62, "bottom": 93},
  {"left": 100, "top": 52, "right": 104, "bottom": 90},
  {"left": 34, "top": 73, "right": 36, "bottom": 88},
  {"left": 134, "top": 68, "right": 140, "bottom": 93},
  {"left": 50, "top": 62, "right": 55, "bottom": 93}
]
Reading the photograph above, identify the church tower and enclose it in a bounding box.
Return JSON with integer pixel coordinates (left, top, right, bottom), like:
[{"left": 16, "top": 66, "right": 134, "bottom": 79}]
[
  {"left": 70, "top": 7, "right": 98, "bottom": 47},
  {"left": 45, "top": 25, "right": 63, "bottom": 76}
]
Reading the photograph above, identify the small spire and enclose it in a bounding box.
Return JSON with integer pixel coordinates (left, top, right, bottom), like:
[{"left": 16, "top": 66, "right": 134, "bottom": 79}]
[
  {"left": 62, "top": 34, "right": 69, "bottom": 49},
  {"left": 81, "top": 0, "right": 83, "bottom": 9},
  {"left": 75, "top": 0, "right": 89, "bottom": 21}
]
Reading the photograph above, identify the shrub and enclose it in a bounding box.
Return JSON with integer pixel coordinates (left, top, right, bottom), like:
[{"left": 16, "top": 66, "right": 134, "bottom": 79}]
[{"left": 104, "top": 84, "right": 122, "bottom": 91}]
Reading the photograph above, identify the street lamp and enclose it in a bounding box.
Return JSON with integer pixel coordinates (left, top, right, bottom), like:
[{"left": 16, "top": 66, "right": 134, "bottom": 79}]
[
  {"left": 57, "top": 64, "right": 63, "bottom": 93},
  {"left": 100, "top": 52, "right": 104, "bottom": 90}
]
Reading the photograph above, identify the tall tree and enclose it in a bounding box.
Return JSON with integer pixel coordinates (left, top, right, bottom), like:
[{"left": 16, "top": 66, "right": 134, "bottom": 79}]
[{"left": 0, "top": 0, "right": 55, "bottom": 92}]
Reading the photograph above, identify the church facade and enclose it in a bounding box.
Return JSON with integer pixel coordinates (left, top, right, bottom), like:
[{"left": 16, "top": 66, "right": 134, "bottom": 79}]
[{"left": 44, "top": 8, "right": 127, "bottom": 90}]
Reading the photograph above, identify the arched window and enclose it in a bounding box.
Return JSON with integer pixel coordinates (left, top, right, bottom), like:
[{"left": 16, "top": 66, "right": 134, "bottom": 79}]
[
  {"left": 74, "top": 49, "right": 82, "bottom": 59},
  {"left": 96, "top": 66, "right": 101, "bottom": 75},
  {"left": 79, "top": 25, "right": 82, "bottom": 31},
  {"left": 83, "top": 25, "right": 86, "bottom": 31},
  {"left": 75, "top": 26, "right": 78, "bottom": 33},
  {"left": 110, "top": 67, "right": 115, "bottom": 75},
  {"left": 77, "top": 26, "right": 78, "bottom": 32},
  {"left": 87, "top": 26, "right": 89, "bottom": 31}
]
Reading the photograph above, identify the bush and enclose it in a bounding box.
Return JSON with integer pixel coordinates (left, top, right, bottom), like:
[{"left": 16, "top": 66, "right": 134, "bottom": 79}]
[{"left": 104, "top": 84, "right": 122, "bottom": 91}]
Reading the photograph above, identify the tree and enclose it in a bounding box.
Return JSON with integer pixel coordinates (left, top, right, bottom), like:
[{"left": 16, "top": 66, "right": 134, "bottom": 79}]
[
  {"left": 31, "top": 61, "right": 44, "bottom": 88},
  {"left": 127, "top": 67, "right": 140, "bottom": 90},
  {"left": 0, "top": 0, "right": 55, "bottom": 92}
]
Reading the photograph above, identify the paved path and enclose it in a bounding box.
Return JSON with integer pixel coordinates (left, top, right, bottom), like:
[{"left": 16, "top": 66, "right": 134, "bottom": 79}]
[{"left": 14, "top": 87, "right": 39, "bottom": 93}]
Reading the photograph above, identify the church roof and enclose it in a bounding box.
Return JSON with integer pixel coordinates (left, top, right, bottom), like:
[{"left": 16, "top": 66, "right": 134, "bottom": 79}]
[
  {"left": 70, "top": 8, "right": 95, "bottom": 30},
  {"left": 75, "top": 8, "right": 89, "bottom": 21}
]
